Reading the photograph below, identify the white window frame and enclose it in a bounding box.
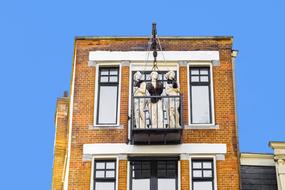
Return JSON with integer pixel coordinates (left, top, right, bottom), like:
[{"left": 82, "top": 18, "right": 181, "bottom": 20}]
[
  {"left": 90, "top": 156, "right": 119, "bottom": 190},
  {"left": 189, "top": 155, "right": 217, "bottom": 190},
  {"left": 94, "top": 63, "right": 122, "bottom": 127},
  {"left": 187, "top": 62, "right": 216, "bottom": 128}
]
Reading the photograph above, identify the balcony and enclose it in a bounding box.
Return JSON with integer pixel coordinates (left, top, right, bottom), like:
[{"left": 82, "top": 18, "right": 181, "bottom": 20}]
[{"left": 130, "top": 95, "right": 184, "bottom": 145}]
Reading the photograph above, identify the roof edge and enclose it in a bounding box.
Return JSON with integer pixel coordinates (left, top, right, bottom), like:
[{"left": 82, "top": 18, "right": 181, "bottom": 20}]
[
  {"left": 75, "top": 35, "right": 233, "bottom": 40},
  {"left": 269, "top": 141, "right": 285, "bottom": 149},
  {"left": 240, "top": 153, "right": 274, "bottom": 159}
]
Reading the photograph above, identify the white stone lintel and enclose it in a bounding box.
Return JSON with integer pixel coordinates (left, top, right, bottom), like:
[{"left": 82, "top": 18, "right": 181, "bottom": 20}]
[
  {"left": 180, "top": 153, "right": 189, "bottom": 160},
  {"left": 83, "top": 143, "right": 227, "bottom": 156},
  {"left": 118, "top": 154, "right": 128, "bottom": 160},
  {"left": 89, "top": 51, "right": 220, "bottom": 63}
]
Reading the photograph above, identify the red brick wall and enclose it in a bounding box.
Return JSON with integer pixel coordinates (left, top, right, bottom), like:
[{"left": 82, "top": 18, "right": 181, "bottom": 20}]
[
  {"left": 118, "top": 160, "right": 128, "bottom": 190},
  {"left": 52, "top": 38, "right": 240, "bottom": 190},
  {"left": 181, "top": 160, "right": 190, "bottom": 190},
  {"left": 52, "top": 97, "right": 69, "bottom": 190}
]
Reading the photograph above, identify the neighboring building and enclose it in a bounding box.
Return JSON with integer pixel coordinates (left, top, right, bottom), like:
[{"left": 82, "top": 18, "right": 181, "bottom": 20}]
[
  {"left": 240, "top": 142, "right": 285, "bottom": 190},
  {"left": 52, "top": 32, "right": 241, "bottom": 190}
]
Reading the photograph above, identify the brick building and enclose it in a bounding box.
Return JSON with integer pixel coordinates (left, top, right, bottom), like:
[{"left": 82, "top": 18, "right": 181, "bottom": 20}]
[{"left": 52, "top": 33, "right": 241, "bottom": 190}]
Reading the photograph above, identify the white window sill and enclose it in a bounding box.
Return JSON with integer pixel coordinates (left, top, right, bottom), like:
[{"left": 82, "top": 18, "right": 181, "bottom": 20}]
[
  {"left": 89, "top": 125, "right": 124, "bottom": 129},
  {"left": 185, "top": 124, "right": 219, "bottom": 129}
]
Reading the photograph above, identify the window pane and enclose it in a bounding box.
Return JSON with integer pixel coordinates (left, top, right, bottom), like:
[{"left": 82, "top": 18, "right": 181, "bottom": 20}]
[
  {"left": 157, "top": 169, "right": 166, "bottom": 177},
  {"left": 109, "top": 69, "right": 118, "bottom": 75},
  {"left": 96, "top": 171, "right": 105, "bottom": 178},
  {"left": 193, "top": 162, "right": 202, "bottom": 169},
  {"left": 193, "top": 170, "right": 202, "bottom": 177},
  {"left": 95, "top": 182, "right": 115, "bottom": 190},
  {"left": 200, "top": 69, "right": 209, "bottom": 75},
  {"left": 167, "top": 161, "right": 176, "bottom": 169},
  {"left": 193, "top": 181, "right": 213, "bottom": 190},
  {"left": 106, "top": 171, "right": 115, "bottom": 178},
  {"left": 132, "top": 179, "right": 150, "bottom": 190},
  {"left": 145, "top": 74, "right": 151, "bottom": 80},
  {"left": 203, "top": 170, "right": 212, "bottom": 178},
  {"left": 158, "top": 179, "right": 176, "bottom": 190},
  {"left": 100, "top": 76, "right": 109, "bottom": 82},
  {"left": 106, "top": 162, "right": 115, "bottom": 169},
  {"left": 191, "top": 86, "right": 210, "bottom": 123},
  {"left": 100, "top": 70, "right": 109, "bottom": 75},
  {"left": 167, "top": 170, "right": 176, "bottom": 178},
  {"left": 96, "top": 162, "right": 105, "bottom": 169},
  {"left": 98, "top": 86, "right": 118, "bottom": 124},
  {"left": 203, "top": 162, "right": 212, "bottom": 169},
  {"left": 142, "top": 162, "right": 151, "bottom": 169},
  {"left": 109, "top": 76, "right": 118, "bottom": 82},
  {"left": 200, "top": 76, "right": 209, "bottom": 82},
  {"left": 191, "top": 76, "right": 199, "bottom": 82},
  {"left": 191, "top": 69, "right": 199, "bottom": 75}
]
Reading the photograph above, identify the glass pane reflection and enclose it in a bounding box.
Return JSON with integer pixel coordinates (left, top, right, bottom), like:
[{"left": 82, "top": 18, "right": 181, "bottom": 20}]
[
  {"left": 95, "top": 182, "right": 115, "bottom": 190},
  {"left": 191, "top": 86, "right": 210, "bottom": 123},
  {"left": 132, "top": 179, "right": 150, "bottom": 190},
  {"left": 193, "top": 181, "right": 213, "bottom": 190},
  {"left": 158, "top": 179, "right": 176, "bottom": 190},
  {"left": 98, "top": 86, "right": 118, "bottom": 124}
]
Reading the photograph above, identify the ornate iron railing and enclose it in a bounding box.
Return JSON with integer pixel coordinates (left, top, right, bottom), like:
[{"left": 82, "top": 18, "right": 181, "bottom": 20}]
[{"left": 131, "top": 95, "right": 183, "bottom": 130}]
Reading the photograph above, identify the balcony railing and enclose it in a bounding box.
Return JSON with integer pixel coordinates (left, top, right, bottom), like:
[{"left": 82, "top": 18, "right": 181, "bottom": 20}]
[{"left": 130, "top": 95, "right": 184, "bottom": 144}]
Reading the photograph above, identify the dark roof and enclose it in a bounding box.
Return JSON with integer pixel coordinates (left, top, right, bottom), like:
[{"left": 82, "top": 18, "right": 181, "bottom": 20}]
[{"left": 241, "top": 165, "right": 278, "bottom": 190}]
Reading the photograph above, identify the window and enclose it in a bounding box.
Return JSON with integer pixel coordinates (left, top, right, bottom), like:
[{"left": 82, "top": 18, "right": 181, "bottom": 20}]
[
  {"left": 191, "top": 159, "right": 214, "bottom": 190},
  {"left": 189, "top": 67, "right": 212, "bottom": 124},
  {"left": 93, "top": 160, "right": 116, "bottom": 190},
  {"left": 96, "top": 67, "right": 119, "bottom": 125},
  {"left": 130, "top": 159, "right": 178, "bottom": 190}
]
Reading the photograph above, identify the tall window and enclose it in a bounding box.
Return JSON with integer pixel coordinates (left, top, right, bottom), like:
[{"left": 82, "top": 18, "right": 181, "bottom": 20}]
[
  {"left": 130, "top": 159, "right": 178, "bottom": 190},
  {"left": 93, "top": 160, "right": 116, "bottom": 190},
  {"left": 189, "top": 67, "right": 212, "bottom": 124},
  {"left": 191, "top": 159, "right": 214, "bottom": 190},
  {"left": 96, "top": 67, "right": 119, "bottom": 125}
]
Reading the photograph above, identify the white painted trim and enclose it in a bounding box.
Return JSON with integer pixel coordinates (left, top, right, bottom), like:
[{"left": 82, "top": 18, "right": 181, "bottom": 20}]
[
  {"left": 63, "top": 49, "right": 77, "bottom": 190},
  {"left": 240, "top": 153, "right": 275, "bottom": 166},
  {"left": 83, "top": 143, "right": 227, "bottom": 156},
  {"left": 187, "top": 62, "right": 216, "bottom": 126},
  {"left": 269, "top": 141, "right": 285, "bottom": 155},
  {"left": 93, "top": 62, "right": 122, "bottom": 127},
  {"left": 127, "top": 63, "right": 133, "bottom": 141},
  {"left": 90, "top": 157, "right": 94, "bottom": 190},
  {"left": 189, "top": 155, "right": 217, "bottom": 190},
  {"left": 90, "top": 156, "right": 119, "bottom": 190},
  {"left": 91, "top": 125, "right": 124, "bottom": 129},
  {"left": 178, "top": 160, "right": 181, "bottom": 190},
  {"left": 89, "top": 51, "right": 220, "bottom": 62},
  {"left": 185, "top": 124, "right": 219, "bottom": 129},
  {"left": 127, "top": 161, "right": 130, "bottom": 190}
]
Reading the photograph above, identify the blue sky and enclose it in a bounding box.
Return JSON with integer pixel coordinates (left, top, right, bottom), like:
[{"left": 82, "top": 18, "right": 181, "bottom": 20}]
[{"left": 0, "top": 0, "right": 284, "bottom": 189}]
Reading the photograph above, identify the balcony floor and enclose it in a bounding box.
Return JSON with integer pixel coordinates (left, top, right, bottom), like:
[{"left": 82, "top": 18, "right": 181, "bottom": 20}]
[{"left": 131, "top": 128, "right": 183, "bottom": 145}]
